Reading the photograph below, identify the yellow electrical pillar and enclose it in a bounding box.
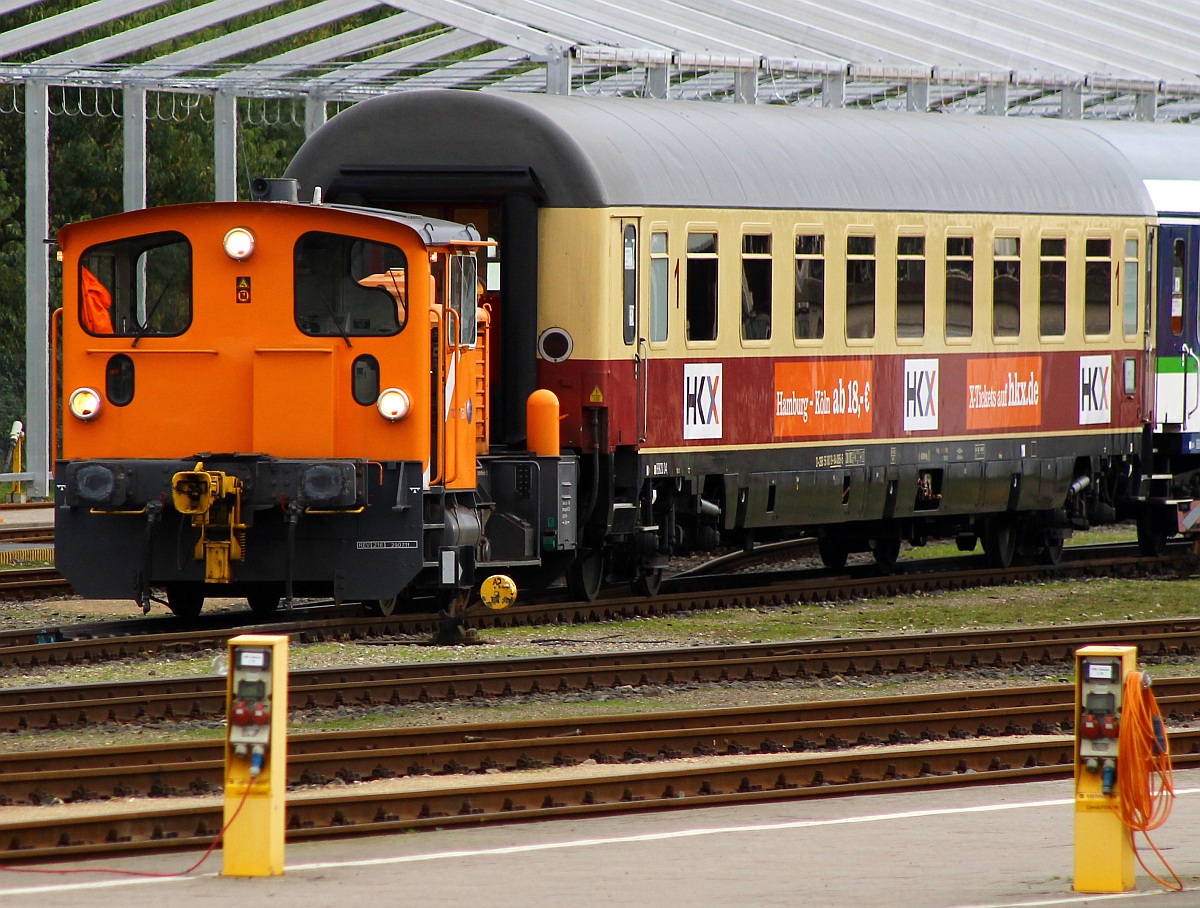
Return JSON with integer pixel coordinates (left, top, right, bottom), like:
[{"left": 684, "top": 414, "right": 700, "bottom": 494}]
[
  {"left": 222, "top": 634, "right": 288, "bottom": 877},
  {"left": 1073, "top": 644, "right": 1137, "bottom": 893}
]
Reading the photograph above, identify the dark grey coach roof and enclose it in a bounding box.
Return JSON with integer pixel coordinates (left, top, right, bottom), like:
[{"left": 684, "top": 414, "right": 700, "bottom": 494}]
[{"left": 287, "top": 89, "right": 1154, "bottom": 218}]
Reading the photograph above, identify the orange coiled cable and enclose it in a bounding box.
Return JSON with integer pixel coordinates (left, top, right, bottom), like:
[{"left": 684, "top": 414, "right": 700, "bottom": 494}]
[{"left": 1114, "top": 670, "right": 1182, "bottom": 891}]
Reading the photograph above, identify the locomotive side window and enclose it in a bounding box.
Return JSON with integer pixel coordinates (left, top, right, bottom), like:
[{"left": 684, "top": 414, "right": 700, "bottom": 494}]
[
  {"left": 294, "top": 232, "right": 406, "bottom": 337},
  {"left": 1123, "top": 237, "right": 1139, "bottom": 338},
  {"left": 80, "top": 231, "right": 191, "bottom": 337},
  {"left": 741, "top": 234, "right": 772, "bottom": 341},
  {"left": 945, "top": 236, "right": 973, "bottom": 339},
  {"left": 896, "top": 235, "right": 925, "bottom": 339},
  {"left": 1039, "top": 237, "right": 1067, "bottom": 338},
  {"left": 449, "top": 253, "right": 479, "bottom": 346},
  {"left": 686, "top": 232, "right": 718, "bottom": 342},
  {"left": 650, "top": 232, "right": 669, "bottom": 343},
  {"left": 846, "top": 235, "right": 875, "bottom": 340},
  {"left": 794, "top": 234, "right": 825, "bottom": 340},
  {"left": 1085, "top": 238, "right": 1112, "bottom": 336},
  {"left": 992, "top": 236, "right": 1021, "bottom": 338},
  {"left": 351, "top": 354, "right": 380, "bottom": 405}
]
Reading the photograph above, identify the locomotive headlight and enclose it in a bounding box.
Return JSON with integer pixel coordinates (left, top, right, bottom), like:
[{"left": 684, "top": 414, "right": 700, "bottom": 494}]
[
  {"left": 68, "top": 387, "right": 102, "bottom": 421},
  {"left": 377, "top": 387, "right": 411, "bottom": 422},
  {"left": 222, "top": 227, "right": 256, "bottom": 260}
]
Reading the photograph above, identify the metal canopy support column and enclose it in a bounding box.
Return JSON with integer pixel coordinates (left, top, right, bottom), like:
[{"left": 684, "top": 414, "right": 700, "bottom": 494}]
[
  {"left": 1134, "top": 87, "right": 1158, "bottom": 121},
  {"left": 122, "top": 84, "right": 147, "bottom": 211},
  {"left": 985, "top": 80, "right": 1009, "bottom": 115},
  {"left": 646, "top": 64, "right": 669, "bottom": 99},
  {"left": 821, "top": 70, "right": 845, "bottom": 108},
  {"left": 733, "top": 67, "right": 757, "bottom": 104},
  {"left": 304, "top": 93, "right": 326, "bottom": 138},
  {"left": 546, "top": 44, "right": 570, "bottom": 95},
  {"left": 907, "top": 79, "right": 930, "bottom": 112},
  {"left": 214, "top": 90, "right": 238, "bottom": 201},
  {"left": 1061, "top": 83, "right": 1083, "bottom": 120},
  {"left": 23, "top": 79, "right": 49, "bottom": 499}
]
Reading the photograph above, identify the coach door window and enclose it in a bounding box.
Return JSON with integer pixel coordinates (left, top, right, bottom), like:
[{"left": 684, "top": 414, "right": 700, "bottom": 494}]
[
  {"left": 295, "top": 232, "right": 406, "bottom": 337},
  {"left": 80, "top": 231, "right": 191, "bottom": 337},
  {"left": 686, "top": 232, "right": 718, "bottom": 342},
  {"left": 992, "top": 236, "right": 1021, "bottom": 339},
  {"left": 1085, "top": 238, "right": 1112, "bottom": 336},
  {"left": 741, "top": 234, "right": 772, "bottom": 341},
  {"left": 650, "top": 232, "right": 669, "bottom": 343},
  {"left": 623, "top": 224, "right": 637, "bottom": 345},
  {"left": 846, "top": 235, "right": 875, "bottom": 340},
  {"left": 945, "top": 237, "right": 973, "bottom": 339},
  {"left": 896, "top": 236, "right": 925, "bottom": 339},
  {"left": 1039, "top": 238, "right": 1066, "bottom": 337},
  {"left": 1172, "top": 239, "right": 1186, "bottom": 335},
  {"left": 1123, "top": 237, "right": 1140, "bottom": 338},
  {"left": 794, "top": 234, "right": 825, "bottom": 340}
]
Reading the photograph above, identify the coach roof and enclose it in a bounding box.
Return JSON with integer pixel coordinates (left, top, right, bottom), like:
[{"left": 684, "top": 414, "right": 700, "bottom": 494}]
[{"left": 288, "top": 89, "right": 1154, "bottom": 218}]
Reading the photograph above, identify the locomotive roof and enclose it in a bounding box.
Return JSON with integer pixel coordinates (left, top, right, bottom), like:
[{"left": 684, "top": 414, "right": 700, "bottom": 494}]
[
  {"left": 287, "top": 89, "right": 1155, "bottom": 218},
  {"left": 328, "top": 203, "right": 483, "bottom": 245}
]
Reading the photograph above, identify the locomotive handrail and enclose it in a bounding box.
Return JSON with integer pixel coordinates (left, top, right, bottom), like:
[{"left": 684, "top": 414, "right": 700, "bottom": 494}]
[
  {"left": 50, "top": 307, "right": 61, "bottom": 465},
  {"left": 442, "top": 306, "right": 461, "bottom": 487}
]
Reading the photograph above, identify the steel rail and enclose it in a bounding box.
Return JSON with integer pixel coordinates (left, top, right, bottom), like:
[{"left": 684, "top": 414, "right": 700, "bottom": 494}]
[
  {"left": 4, "top": 731, "right": 1200, "bottom": 861},
  {"left": 7, "top": 677, "right": 1200, "bottom": 806}
]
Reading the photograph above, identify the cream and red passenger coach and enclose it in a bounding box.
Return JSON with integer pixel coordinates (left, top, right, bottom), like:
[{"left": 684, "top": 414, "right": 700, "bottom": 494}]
[{"left": 52, "top": 89, "right": 1200, "bottom": 615}]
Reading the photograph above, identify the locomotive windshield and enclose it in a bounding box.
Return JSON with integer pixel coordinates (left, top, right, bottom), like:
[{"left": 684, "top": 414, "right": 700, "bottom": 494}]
[
  {"left": 294, "top": 232, "right": 407, "bottom": 337},
  {"left": 79, "top": 231, "right": 192, "bottom": 338}
]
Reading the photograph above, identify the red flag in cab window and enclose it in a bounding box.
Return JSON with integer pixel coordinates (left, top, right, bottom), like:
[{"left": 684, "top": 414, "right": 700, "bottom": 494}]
[{"left": 81, "top": 268, "right": 114, "bottom": 334}]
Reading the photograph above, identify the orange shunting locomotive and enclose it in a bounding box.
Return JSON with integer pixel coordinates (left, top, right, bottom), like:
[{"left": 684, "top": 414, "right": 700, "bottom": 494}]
[{"left": 55, "top": 199, "right": 575, "bottom": 618}]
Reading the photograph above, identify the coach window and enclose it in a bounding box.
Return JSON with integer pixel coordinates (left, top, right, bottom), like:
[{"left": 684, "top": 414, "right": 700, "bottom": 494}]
[
  {"left": 741, "top": 234, "right": 772, "bottom": 341},
  {"left": 794, "top": 234, "right": 825, "bottom": 340},
  {"left": 992, "top": 236, "right": 1021, "bottom": 339},
  {"left": 846, "top": 235, "right": 876, "bottom": 340},
  {"left": 1123, "top": 237, "right": 1140, "bottom": 337},
  {"left": 1172, "top": 239, "right": 1186, "bottom": 335},
  {"left": 1039, "top": 238, "right": 1066, "bottom": 338},
  {"left": 295, "top": 232, "right": 405, "bottom": 337},
  {"left": 945, "top": 236, "right": 973, "bottom": 339},
  {"left": 1085, "top": 238, "right": 1112, "bottom": 336},
  {"left": 80, "top": 231, "right": 191, "bottom": 337},
  {"left": 896, "top": 235, "right": 925, "bottom": 339},
  {"left": 650, "top": 232, "right": 669, "bottom": 343},
  {"left": 622, "top": 224, "right": 637, "bottom": 345},
  {"left": 686, "top": 232, "right": 718, "bottom": 342}
]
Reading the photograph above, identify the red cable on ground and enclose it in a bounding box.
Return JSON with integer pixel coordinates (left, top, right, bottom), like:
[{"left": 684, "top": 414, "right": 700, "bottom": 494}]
[
  {"left": 1115, "top": 670, "right": 1182, "bottom": 891},
  {"left": 0, "top": 779, "right": 253, "bottom": 879}
]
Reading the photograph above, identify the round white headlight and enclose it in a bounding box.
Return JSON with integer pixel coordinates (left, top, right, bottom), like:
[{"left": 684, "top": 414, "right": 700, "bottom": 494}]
[
  {"left": 68, "top": 387, "right": 102, "bottom": 421},
  {"left": 377, "top": 388, "right": 411, "bottom": 422},
  {"left": 223, "top": 227, "right": 255, "bottom": 260}
]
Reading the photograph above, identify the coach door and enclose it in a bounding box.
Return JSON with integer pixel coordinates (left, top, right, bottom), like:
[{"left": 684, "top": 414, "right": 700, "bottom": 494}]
[
  {"left": 1155, "top": 224, "right": 1200, "bottom": 432},
  {"left": 619, "top": 219, "right": 650, "bottom": 444}
]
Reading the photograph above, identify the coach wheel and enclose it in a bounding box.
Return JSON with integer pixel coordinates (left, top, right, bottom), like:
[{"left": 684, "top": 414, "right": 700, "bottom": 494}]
[
  {"left": 632, "top": 565, "right": 664, "bottom": 597},
  {"left": 872, "top": 535, "right": 902, "bottom": 570},
  {"left": 1038, "top": 534, "right": 1065, "bottom": 566},
  {"left": 164, "top": 583, "right": 205, "bottom": 620},
  {"left": 368, "top": 591, "right": 412, "bottom": 617},
  {"left": 247, "top": 591, "right": 280, "bottom": 618},
  {"left": 817, "top": 532, "right": 848, "bottom": 570},
  {"left": 1136, "top": 512, "right": 1170, "bottom": 557},
  {"left": 567, "top": 549, "right": 605, "bottom": 602},
  {"left": 982, "top": 519, "right": 1017, "bottom": 569}
]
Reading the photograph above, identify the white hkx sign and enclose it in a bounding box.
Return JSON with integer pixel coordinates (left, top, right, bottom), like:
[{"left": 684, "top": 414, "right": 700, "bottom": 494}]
[
  {"left": 683, "top": 362, "right": 723, "bottom": 440},
  {"left": 1078, "top": 355, "right": 1111, "bottom": 425},
  {"left": 904, "top": 358, "right": 939, "bottom": 431}
]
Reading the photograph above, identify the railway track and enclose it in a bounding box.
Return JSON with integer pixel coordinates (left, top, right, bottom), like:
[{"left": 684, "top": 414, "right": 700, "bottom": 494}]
[
  {"left": 2, "top": 682, "right": 1199, "bottom": 861},
  {"left": 0, "top": 540, "right": 1191, "bottom": 669}
]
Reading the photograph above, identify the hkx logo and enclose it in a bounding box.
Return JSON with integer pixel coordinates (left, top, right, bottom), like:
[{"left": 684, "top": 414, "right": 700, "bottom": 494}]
[
  {"left": 683, "top": 363, "right": 723, "bottom": 440},
  {"left": 904, "top": 358, "right": 939, "bottom": 431},
  {"left": 1079, "top": 355, "right": 1111, "bottom": 425}
]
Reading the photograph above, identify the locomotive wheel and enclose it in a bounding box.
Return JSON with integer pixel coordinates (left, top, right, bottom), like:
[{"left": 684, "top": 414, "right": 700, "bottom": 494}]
[
  {"left": 817, "top": 533, "right": 848, "bottom": 570},
  {"left": 164, "top": 583, "right": 205, "bottom": 620},
  {"left": 369, "top": 595, "right": 399, "bottom": 617},
  {"left": 982, "top": 519, "right": 1017, "bottom": 568},
  {"left": 247, "top": 592, "right": 280, "bottom": 618},
  {"left": 567, "top": 549, "right": 605, "bottom": 602},
  {"left": 872, "top": 535, "right": 901, "bottom": 570},
  {"left": 1137, "top": 512, "right": 1170, "bottom": 557},
  {"left": 632, "top": 565, "right": 664, "bottom": 597}
]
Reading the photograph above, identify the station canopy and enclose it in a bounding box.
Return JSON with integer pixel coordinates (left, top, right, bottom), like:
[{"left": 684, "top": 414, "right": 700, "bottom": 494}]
[{"left": 4, "top": 0, "right": 1200, "bottom": 121}]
